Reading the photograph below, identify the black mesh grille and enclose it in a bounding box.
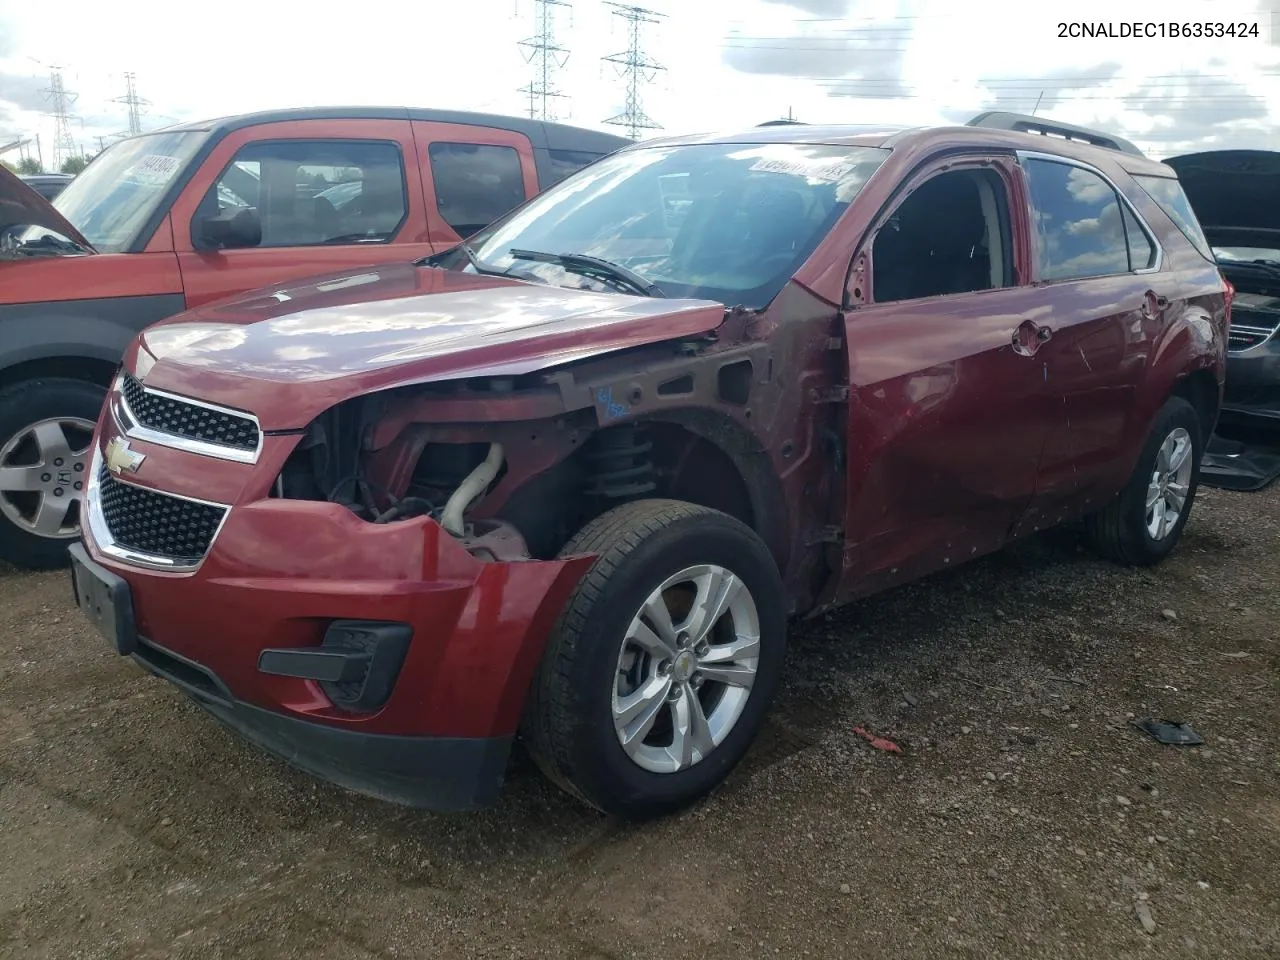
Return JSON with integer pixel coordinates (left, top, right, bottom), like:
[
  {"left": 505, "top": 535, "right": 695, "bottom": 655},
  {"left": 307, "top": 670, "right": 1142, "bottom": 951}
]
[
  {"left": 121, "top": 374, "right": 259, "bottom": 452},
  {"left": 97, "top": 466, "right": 226, "bottom": 562}
]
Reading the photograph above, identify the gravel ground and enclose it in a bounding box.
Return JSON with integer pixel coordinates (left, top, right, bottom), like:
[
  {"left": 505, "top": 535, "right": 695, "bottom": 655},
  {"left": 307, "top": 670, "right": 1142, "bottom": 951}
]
[{"left": 1, "top": 483, "right": 1277, "bottom": 959}]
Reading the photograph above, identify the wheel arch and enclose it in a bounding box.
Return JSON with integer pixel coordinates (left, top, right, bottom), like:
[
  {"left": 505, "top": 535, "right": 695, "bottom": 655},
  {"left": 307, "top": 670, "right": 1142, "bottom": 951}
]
[{"left": 495, "top": 407, "right": 791, "bottom": 572}]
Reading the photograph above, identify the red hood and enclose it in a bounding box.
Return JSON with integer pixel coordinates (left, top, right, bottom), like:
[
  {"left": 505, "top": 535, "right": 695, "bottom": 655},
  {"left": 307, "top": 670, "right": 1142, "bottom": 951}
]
[
  {"left": 131, "top": 262, "right": 727, "bottom": 430},
  {"left": 0, "top": 165, "right": 93, "bottom": 250}
]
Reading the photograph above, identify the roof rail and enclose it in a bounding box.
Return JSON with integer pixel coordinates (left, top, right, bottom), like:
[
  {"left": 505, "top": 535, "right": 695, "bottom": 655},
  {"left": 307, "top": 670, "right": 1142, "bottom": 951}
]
[{"left": 966, "top": 111, "right": 1145, "bottom": 158}]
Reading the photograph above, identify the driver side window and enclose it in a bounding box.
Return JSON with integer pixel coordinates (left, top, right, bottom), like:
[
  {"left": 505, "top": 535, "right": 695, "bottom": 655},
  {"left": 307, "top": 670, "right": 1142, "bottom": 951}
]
[
  {"left": 871, "top": 167, "right": 1014, "bottom": 303},
  {"left": 194, "top": 139, "right": 408, "bottom": 249}
]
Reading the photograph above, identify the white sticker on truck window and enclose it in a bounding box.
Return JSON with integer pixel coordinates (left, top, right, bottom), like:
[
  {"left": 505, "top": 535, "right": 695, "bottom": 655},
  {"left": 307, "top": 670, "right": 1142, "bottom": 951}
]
[
  {"left": 749, "top": 157, "right": 860, "bottom": 182},
  {"left": 125, "top": 154, "right": 182, "bottom": 186}
]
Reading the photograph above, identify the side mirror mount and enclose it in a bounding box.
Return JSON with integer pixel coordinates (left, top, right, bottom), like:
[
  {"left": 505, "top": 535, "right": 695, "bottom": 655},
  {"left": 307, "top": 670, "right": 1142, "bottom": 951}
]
[{"left": 194, "top": 207, "right": 262, "bottom": 251}]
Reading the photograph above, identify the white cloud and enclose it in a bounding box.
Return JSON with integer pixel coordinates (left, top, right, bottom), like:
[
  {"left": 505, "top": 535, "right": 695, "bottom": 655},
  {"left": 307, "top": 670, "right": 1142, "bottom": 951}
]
[{"left": 0, "top": 0, "right": 1277, "bottom": 170}]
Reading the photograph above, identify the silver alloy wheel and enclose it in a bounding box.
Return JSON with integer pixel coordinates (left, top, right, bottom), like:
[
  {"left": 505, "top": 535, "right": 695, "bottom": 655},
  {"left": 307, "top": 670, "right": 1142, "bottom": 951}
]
[
  {"left": 1146, "top": 425, "right": 1193, "bottom": 540},
  {"left": 0, "top": 417, "right": 95, "bottom": 539},
  {"left": 611, "top": 563, "right": 761, "bottom": 774}
]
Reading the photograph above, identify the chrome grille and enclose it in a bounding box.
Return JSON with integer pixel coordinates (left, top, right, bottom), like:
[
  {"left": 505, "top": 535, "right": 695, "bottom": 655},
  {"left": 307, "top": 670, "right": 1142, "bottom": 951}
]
[
  {"left": 96, "top": 465, "right": 226, "bottom": 563},
  {"left": 1229, "top": 325, "right": 1275, "bottom": 351},
  {"left": 121, "top": 374, "right": 260, "bottom": 452}
]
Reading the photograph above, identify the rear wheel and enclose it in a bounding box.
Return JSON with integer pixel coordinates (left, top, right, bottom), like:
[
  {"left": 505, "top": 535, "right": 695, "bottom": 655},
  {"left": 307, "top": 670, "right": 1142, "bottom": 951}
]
[
  {"left": 1084, "top": 395, "right": 1203, "bottom": 566},
  {"left": 524, "top": 499, "right": 787, "bottom": 819},
  {"left": 0, "top": 378, "right": 105, "bottom": 570}
]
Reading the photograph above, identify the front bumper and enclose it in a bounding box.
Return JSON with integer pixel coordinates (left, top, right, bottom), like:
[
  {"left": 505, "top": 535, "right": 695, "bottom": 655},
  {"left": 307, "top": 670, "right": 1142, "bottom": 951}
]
[
  {"left": 67, "top": 548, "right": 512, "bottom": 810},
  {"left": 1223, "top": 326, "right": 1280, "bottom": 427},
  {"left": 73, "top": 427, "right": 593, "bottom": 809}
]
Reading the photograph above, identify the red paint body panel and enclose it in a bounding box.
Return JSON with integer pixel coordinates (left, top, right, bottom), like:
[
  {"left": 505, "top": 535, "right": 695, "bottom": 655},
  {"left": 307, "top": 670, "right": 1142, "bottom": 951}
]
[
  {"left": 1, "top": 250, "right": 184, "bottom": 305},
  {"left": 130, "top": 262, "right": 727, "bottom": 430},
  {"left": 169, "top": 118, "right": 437, "bottom": 310},
  {"left": 82, "top": 434, "right": 592, "bottom": 739}
]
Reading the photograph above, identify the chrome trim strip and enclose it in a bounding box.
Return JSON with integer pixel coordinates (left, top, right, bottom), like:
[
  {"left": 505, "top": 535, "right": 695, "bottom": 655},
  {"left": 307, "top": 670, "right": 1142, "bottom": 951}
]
[
  {"left": 1227, "top": 324, "right": 1277, "bottom": 351},
  {"left": 84, "top": 444, "right": 232, "bottom": 573},
  {"left": 1015, "top": 149, "right": 1165, "bottom": 277},
  {"left": 115, "top": 373, "right": 263, "bottom": 465}
]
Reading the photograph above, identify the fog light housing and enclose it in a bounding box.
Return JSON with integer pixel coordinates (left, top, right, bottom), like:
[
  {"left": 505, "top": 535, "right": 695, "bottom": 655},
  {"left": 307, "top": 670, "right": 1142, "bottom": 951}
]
[{"left": 258, "top": 620, "right": 413, "bottom": 713}]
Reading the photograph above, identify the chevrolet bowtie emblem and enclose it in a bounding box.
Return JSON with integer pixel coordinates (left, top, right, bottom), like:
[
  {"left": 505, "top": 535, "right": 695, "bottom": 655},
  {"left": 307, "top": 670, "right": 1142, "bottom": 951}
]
[{"left": 104, "top": 436, "right": 145, "bottom": 475}]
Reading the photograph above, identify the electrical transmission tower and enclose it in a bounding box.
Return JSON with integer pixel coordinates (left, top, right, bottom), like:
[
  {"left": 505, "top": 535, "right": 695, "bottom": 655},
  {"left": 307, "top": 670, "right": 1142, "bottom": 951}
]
[
  {"left": 601, "top": 3, "right": 665, "bottom": 140},
  {"left": 112, "top": 72, "right": 150, "bottom": 136},
  {"left": 41, "top": 67, "right": 79, "bottom": 168},
  {"left": 518, "top": 0, "right": 572, "bottom": 121}
]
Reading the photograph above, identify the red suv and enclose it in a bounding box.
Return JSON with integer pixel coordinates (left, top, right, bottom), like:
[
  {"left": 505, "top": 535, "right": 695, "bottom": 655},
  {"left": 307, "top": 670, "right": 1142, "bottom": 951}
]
[
  {"left": 0, "top": 107, "right": 628, "bottom": 569},
  {"left": 69, "top": 112, "right": 1228, "bottom": 819}
]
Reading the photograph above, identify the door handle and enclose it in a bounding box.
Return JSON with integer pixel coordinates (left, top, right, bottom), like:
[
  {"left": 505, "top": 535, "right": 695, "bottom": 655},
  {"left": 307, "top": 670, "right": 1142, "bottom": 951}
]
[{"left": 1012, "top": 319, "right": 1053, "bottom": 356}]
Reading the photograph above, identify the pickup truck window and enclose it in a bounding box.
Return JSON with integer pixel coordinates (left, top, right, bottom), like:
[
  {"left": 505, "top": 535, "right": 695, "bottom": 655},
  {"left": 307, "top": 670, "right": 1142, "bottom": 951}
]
[
  {"left": 50, "top": 130, "right": 208, "bottom": 252},
  {"left": 428, "top": 142, "right": 527, "bottom": 238},
  {"left": 204, "top": 139, "right": 408, "bottom": 247}
]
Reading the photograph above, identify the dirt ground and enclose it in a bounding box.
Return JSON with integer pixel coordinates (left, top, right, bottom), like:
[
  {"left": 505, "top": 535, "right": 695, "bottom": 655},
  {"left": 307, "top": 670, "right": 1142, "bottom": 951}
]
[{"left": 1, "top": 483, "right": 1277, "bottom": 960}]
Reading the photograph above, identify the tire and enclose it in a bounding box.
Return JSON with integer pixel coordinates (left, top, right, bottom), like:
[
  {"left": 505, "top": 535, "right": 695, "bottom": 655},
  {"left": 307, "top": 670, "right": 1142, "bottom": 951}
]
[
  {"left": 523, "top": 498, "right": 787, "bottom": 819},
  {"left": 0, "top": 377, "right": 106, "bottom": 570},
  {"left": 1084, "top": 395, "right": 1203, "bottom": 566}
]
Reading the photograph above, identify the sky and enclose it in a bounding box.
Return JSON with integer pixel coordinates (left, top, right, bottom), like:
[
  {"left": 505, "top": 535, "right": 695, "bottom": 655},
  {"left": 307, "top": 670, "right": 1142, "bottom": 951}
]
[{"left": 0, "top": 0, "right": 1277, "bottom": 170}]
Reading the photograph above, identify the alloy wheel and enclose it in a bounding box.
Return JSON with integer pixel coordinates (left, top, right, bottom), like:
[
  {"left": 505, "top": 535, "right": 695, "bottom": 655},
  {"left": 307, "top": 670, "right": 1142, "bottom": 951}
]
[
  {"left": 0, "top": 417, "right": 95, "bottom": 540},
  {"left": 611, "top": 563, "right": 761, "bottom": 774}
]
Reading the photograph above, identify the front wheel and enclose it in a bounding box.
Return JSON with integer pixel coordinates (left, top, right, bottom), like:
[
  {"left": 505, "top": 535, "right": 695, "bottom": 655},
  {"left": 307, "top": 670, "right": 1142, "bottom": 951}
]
[
  {"left": 1084, "top": 395, "right": 1204, "bottom": 566},
  {"left": 0, "top": 378, "right": 105, "bottom": 570},
  {"left": 523, "top": 499, "right": 787, "bottom": 819}
]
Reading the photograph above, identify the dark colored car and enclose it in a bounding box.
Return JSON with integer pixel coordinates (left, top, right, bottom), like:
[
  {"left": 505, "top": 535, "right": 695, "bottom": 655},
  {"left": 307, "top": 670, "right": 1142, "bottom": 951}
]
[
  {"left": 0, "top": 107, "right": 629, "bottom": 569},
  {"left": 68, "top": 112, "right": 1227, "bottom": 819},
  {"left": 1164, "top": 150, "right": 1280, "bottom": 430},
  {"left": 19, "top": 173, "right": 74, "bottom": 201}
]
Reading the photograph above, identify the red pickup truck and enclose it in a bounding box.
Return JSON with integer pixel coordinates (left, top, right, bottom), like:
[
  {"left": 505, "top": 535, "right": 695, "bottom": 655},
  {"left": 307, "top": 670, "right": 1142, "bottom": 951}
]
[{"left": 0, "top": 107, "right": 629, "bottom": 568}]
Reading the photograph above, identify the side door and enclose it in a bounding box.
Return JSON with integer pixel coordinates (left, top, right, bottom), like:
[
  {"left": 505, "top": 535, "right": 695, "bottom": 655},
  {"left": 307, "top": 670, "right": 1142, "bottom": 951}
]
[
  {"left": 1008, "top": 152, "right": 1164, "bottom": 536},
  {"left": 835, "top": 154, "right": 1054, "bottom": 600},
  {"left": 170, "top": 119, "right": 434, "bottom": 309},
  {"left": 409, "top": 121, "right": 540, "bottom": 247}
]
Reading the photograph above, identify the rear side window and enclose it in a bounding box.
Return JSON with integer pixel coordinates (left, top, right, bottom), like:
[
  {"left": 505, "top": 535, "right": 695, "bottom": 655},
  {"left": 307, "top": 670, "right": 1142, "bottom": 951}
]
[
  {"left": 428, "top": 142, "right": 527, "bottom": 238},
  {"left": 1133, "top": 174, "right": 1215, "bottom": 262},
  {"left": 1023, "top": 158, "right": 1131, "bottom": 280},
  {"left": 545, "top": 148, "right": 603, "bottom": 185},
  {"left": 1121, "top": 203, "right": 1157, "bottom": 270}
]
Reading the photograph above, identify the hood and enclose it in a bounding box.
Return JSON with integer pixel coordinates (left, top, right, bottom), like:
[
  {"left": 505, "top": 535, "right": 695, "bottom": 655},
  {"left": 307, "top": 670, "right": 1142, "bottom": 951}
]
[
  {"left": 1163, "top": 149, "right": 1280, "bottom": 250},
  {"left": 0, "top": 165, "right": 93, "bottom": 249},
  {"left": 131, "top": 261, "right": 728, "bottom": 430}
]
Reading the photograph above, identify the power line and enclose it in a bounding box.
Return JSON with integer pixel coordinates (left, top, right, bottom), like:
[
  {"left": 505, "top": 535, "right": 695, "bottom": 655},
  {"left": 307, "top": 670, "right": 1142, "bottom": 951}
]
[
  {"left": 40, "top": 66, "right": 79, "bottom": 169},
  {"left": 518, "top": 0, "right": 572, "bottom": 122},
  {"left": 602, "top": 2, "right": 665, "bottom": 140},
  {"left": 111, "top": 72, "right": 150, "bottom": 137}
]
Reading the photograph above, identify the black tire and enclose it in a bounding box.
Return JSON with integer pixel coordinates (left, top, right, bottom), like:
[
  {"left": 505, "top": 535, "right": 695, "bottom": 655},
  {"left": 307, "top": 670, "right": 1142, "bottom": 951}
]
[
  {"left": 0, "top": 377, "right": 106, "bottom": 570},
  {"left": 523, "top": 498, "right": 787, "bottom": 820},
  {"left": 1084, "top": 395, "right": 1203, "bottom": 566}
]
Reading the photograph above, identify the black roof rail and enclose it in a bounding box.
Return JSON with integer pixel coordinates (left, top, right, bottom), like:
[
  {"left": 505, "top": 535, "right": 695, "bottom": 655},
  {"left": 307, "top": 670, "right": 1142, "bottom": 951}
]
[{"left": 966, "top": 111, "right": 1145, "bottom": 158}]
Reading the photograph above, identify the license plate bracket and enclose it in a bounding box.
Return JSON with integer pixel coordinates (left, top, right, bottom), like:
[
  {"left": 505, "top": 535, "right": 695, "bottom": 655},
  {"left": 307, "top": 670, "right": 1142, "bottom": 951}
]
[{"left": 69, "top": 543, "right": 138, "bottom": 656}]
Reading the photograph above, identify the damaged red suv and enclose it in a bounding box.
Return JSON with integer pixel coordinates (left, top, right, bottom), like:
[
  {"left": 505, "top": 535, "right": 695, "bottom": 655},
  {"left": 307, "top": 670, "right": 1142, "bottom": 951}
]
[{"left": 69, "top": 113, "right": 1228, "bottom": 818}]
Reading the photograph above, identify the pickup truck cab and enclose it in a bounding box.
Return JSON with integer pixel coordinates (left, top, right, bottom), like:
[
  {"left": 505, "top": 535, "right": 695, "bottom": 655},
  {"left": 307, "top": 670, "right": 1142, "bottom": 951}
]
[{"left": 0, "top": 107, "right": 629, "bottom": 568}]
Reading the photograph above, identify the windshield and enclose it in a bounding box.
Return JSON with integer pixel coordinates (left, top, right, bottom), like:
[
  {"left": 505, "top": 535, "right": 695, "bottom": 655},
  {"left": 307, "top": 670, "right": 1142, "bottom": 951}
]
[
  {"left": 1215, "top": 245, "right": 1280, "bottom": 264},
  {"left": 50, "top": 130, "right": 208, "bottom": 252},
  {"left": 463, "top": 141, "right": 890, "bottom": 307}
]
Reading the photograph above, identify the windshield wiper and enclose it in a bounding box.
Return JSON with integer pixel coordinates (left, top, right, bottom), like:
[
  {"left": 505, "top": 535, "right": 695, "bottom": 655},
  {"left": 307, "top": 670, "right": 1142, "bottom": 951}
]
[
  {"left": 418, "top": 242, "right": 512, "bottom": 277},
  {"left": 507, "top": 248, "right": 666, "bottom": 298}
]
